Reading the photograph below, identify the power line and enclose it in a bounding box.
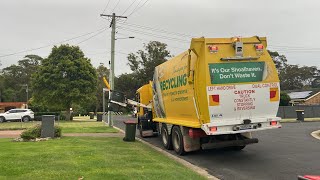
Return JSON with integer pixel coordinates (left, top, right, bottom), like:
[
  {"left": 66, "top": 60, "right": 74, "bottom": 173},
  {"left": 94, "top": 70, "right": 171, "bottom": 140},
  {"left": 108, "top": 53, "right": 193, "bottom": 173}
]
[
  {"left": 127, "top": 0, "right": 150, "bottom": 17},
  {"left": 118, "top": 22, "right": 194, "bottom": 38},
  {"left": 117, "top": 32, "right": 186, "bottom": 50},
  {"left": 126, "top": 0, "right": 143, "bottom": 16},
  {"left": 269, "top": 45, "right": 320, "bottom": 49},
  {"left": 75, "top": 28, "right": 107, "bottom": 45},
  {"left": 121, "top": 0, "right": 138, "bottom": 16},
  {"left": 0, "top": 27, "right": 107, "bottom": 58},
  {"left": 87, "top": 50, "right": 128, "bottom": 56},
  {"left": 101, "top": 0, "right": 111, "bottom": 14},
  {"left": 117, "top": 26, "right": 189, "bottom": 43},
  {"left": 111, "top": 0, "right": 121, "bottom": 13}
]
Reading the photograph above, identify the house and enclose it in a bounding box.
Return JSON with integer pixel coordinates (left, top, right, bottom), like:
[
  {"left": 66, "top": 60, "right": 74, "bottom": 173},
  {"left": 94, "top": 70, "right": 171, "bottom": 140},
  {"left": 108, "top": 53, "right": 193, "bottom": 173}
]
[
  {"left": 0, "top": 102, "right": 27, "bottom": 113},
  {"left": 287, "top": 90, "right": 320, "bottom": 105}
]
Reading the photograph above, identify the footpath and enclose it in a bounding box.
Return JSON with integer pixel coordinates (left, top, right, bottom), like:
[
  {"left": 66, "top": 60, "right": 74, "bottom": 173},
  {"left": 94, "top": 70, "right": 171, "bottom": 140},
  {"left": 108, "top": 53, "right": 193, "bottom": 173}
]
[{"left": 0, "top": 130, "right": 123, "bottom": 138}]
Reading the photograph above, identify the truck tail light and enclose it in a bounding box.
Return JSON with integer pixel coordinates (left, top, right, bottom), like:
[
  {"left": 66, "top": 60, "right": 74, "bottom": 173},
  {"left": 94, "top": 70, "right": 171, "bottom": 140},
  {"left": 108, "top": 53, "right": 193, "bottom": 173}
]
[
  {"left": 188, "top": 128, "right": 207, "bottom": 138},
  {"left": 208, "top": 45, "right": 218, "bottom": 53},
  {"left": 209, "top": 95, "right": 220, "bottom": 106},
  {"left": 270, "top": 121, "right": 278, "bottom": 126},
  {"left": 255, "top": 44, "right": 264, "bottom": 51},
  {"left": 210, "top": 126, "right": 217, "bottom": 132}
]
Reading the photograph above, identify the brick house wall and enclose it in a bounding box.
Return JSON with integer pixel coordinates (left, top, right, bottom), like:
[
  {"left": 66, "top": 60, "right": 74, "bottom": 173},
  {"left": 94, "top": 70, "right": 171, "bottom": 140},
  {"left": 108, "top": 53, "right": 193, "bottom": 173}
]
[{"left": 304, "top": 92, "right": 320, "bottom": 105}]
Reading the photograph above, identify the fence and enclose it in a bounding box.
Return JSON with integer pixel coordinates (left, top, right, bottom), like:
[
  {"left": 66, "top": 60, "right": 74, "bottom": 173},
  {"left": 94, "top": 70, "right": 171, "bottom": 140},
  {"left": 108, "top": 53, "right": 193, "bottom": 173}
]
[{"left": 277, "top": 105, "right": 320, "bottom": 119}]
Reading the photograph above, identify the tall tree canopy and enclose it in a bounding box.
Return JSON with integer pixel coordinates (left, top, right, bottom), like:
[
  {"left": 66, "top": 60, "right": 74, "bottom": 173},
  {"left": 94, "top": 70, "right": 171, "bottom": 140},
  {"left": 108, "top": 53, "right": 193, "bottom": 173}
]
[
  {"left": 268, "top": 50, "right": 319, "bottom": 90},
  {"left": 127, "top": 41, "right": 171, "bottom": 83},
  {"left": 115, "top": 41, "right": 171, "bottom": 99},
  {"left": 32, "top": 44, "right": 97, "bottom": 117},
  {"left": 0, "top": 54, "right": 42, "bottom": 102}
]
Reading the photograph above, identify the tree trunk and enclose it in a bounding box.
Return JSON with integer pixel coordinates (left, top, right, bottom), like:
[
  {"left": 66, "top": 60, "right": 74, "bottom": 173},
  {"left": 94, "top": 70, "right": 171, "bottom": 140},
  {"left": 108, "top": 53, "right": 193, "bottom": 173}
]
[{"left": 65, "top": 109, "right": 71, "bottom": 121}]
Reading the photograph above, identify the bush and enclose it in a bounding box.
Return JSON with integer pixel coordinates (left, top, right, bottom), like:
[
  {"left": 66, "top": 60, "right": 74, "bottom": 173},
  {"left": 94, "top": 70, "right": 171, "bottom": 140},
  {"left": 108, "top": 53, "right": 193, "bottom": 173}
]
[
  {"left": 20, "top": 125, "right": 62, "bottom": 140},
  {"left": 20, "top": 125, "right": 41, "bottom": 140},
  {"left": 280, "top": 92, "right": 291, "bottom": 106},
  {"left": 55, "top": 126, "right": 62, "bottom": 137},
  {"left": 33, "top": 112, "right": 73, "bottom": 121}
]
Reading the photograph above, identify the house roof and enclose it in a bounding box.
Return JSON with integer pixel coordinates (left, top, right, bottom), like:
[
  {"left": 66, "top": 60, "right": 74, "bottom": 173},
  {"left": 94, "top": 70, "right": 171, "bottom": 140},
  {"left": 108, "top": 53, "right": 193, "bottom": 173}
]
[
  {"left": 286, "top": 89, "right": 320, "bottom": 100},
  {"left": 288, "top": 91, "right": 313, "bottom": 99},
  {"left": 0, "top": 102, "right": 26, "bottom": 107}
]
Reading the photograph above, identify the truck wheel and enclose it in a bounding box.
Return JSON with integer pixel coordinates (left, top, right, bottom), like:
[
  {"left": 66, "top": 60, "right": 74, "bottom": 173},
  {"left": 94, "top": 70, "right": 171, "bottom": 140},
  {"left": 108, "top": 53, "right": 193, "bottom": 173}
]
[
  {"left": 0, "top": 116, "right": 5, "bottom": 123},
  {"left": 137, "top": 118, "right": 140, "bottom": 129},
  {"left": 161, "top": 124, "right": 172, "bottom": 150},
  {"left": 172, "top": 126, "right": 185, "bottom": 155}
]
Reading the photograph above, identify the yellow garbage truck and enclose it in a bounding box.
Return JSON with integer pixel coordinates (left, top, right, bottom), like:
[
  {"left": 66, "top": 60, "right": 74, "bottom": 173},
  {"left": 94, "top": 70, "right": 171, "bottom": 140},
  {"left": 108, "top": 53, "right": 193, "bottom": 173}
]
[{"left": 129, "top": 36, "right": 281, "bottom": 155}]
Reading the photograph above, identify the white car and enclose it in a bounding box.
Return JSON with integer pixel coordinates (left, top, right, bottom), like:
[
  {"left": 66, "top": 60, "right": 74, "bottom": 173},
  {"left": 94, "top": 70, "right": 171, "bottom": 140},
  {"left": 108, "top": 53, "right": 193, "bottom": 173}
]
[{"left": 0, "top": 109, "right": 34, "bottom": 123}]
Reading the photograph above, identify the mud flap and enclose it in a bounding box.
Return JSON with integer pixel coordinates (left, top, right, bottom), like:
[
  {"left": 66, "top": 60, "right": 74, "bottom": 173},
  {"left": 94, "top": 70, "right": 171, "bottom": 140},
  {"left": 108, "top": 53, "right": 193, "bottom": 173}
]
[{"left": 181, "top": 126, "right": 201, "bottom": 152}]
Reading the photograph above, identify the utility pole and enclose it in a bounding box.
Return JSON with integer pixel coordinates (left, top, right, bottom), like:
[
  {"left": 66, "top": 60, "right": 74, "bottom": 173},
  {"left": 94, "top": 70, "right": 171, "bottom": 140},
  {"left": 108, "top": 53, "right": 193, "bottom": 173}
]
[
  {"left": 26, "top": 84, "right": 28, "bottom": 109},
  {"left": 100, "top": 13, "right": 127, "bottom": 127}
]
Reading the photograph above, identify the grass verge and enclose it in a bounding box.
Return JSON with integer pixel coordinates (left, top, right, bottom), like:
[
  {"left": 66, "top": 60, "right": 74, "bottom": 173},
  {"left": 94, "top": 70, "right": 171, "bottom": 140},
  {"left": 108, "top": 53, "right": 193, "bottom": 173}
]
[
  {"left": 0, "top": 137, "right": 206, "bottom": 180},
  {"left": 0, "top": 118, "right": 118, "bottom": 133}
]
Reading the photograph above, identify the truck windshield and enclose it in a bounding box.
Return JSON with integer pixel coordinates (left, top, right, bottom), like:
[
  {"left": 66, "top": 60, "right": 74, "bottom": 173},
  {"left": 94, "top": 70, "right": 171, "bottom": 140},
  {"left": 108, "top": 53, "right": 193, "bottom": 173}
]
[{"left": 208, "top": 62, "right": 265, "bottom": 84}]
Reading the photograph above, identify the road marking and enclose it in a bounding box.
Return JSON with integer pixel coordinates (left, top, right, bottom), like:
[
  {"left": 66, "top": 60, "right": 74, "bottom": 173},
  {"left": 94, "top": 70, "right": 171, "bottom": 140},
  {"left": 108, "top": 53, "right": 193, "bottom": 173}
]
[{"left": 311, "top": 130, "right": 320, "bottom": 140}]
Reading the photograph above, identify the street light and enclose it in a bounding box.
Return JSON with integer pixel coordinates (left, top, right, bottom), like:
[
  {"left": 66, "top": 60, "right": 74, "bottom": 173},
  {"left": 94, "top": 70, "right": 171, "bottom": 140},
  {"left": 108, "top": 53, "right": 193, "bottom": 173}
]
[{"left": 115, "top": 36, "right": 135, "bottom": 40}]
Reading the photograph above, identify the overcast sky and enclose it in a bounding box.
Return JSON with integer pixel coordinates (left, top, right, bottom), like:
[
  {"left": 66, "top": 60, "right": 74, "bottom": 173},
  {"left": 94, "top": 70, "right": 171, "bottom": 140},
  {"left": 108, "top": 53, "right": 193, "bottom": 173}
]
[{"left": 1, "top": 0, "right": 320, "bottom": 76}]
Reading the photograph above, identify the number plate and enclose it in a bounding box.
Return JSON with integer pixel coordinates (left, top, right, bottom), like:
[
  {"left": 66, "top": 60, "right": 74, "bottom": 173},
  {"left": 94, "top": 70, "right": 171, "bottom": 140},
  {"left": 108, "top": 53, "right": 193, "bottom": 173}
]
[{"left": 238, "top": 124, "right": 253, "bottom": 130}]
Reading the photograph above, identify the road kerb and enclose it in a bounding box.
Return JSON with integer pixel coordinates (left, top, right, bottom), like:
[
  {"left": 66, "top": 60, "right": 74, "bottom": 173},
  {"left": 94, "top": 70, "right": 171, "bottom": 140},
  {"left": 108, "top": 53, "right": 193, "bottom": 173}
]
[
  {"left": 113, "top": 126, "right": 219, "bottom": 180},
  {"left": 311, "top": 130, "right": 320, "bottom": 140}
]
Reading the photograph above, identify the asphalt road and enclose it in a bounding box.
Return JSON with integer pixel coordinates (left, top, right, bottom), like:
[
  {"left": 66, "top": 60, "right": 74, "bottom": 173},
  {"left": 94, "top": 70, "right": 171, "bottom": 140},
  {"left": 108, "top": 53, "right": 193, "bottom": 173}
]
[{"left": 113, "top": 115, "right": 320, "bottom": 180}]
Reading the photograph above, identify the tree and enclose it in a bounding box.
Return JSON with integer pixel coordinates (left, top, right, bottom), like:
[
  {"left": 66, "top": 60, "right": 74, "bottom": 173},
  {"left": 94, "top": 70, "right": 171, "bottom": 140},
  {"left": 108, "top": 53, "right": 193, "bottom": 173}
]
[
  {"left": 115, "top": 73, "right": 140, "bottom": 99},
  {"left": 127, "top": 41, "right": 171, "bottom": 83},
  {"left": 279, "top": 64, "right": 304, "bottom": 90},
  {"left": 95, "top": 64, "right": 110, "bottom": 112},
  {"left": 0, "top": 75, "right": 4, "bottom": 102},
  {"left": 280, "top": 92, "right": 291, "bottom": 106},
  {"left": 1, "top": 55, "right": 42, "bottom": 102},
  {"left": 117, "top": 41, "right": 171, "bottom": 98},
  {"left": 268, "top": 50, "right": 319, "bottom": 90},
  {"left": 32, "top": 44, "right": 97, "bottom": 120},
  {"left": 268, "top": 50, "right": 288, "bottom": 72},
  {"left": 311, "top": 76, "right": 320, "bottom": 88}
]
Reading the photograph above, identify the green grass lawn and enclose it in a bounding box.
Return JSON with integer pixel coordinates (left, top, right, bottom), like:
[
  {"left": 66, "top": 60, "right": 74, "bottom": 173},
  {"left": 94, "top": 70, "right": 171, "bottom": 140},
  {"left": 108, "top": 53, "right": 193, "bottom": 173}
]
[
  {"left": 0, "top": 137, "right": 206, "bottom": 180},
  {"left": 280, "top": 118, "right": 320, "bottom": 123},
  {"left": 0, "top": 117, "right": 118, "bottom": 133}
]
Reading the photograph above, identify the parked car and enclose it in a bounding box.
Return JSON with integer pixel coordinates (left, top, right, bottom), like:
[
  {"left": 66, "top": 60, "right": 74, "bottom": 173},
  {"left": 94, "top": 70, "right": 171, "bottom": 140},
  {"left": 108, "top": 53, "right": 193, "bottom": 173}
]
[{"left": 0, "top": 109, "right": 34, "bottom": 123}]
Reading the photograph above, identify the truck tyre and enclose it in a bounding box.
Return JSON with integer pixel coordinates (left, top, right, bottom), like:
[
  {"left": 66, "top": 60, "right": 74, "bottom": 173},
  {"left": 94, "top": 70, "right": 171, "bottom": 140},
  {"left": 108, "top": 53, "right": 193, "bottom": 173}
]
[
  {"left": 161, "top": 124, "right": 173, "bottom": 150},
  {"left": 0, "top": 116, "right": 5, "bottom": 123},
  {"left": 137, "top": 118, "right": 140, "bottom": 129},
  {"left": 172, "top": 126, "right": 185, "bottom": 155}
]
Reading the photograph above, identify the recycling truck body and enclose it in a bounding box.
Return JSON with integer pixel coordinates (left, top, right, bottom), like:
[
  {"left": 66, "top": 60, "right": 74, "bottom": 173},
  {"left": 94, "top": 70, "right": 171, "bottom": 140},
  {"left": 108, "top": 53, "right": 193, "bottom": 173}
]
[{"left": 136, "top": 36, "right": 281, "bottom": 155}]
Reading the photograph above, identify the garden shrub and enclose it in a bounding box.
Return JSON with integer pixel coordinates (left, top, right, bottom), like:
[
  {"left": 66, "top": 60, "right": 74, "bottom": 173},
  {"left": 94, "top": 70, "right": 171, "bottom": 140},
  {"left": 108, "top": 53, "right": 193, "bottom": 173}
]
[{"left": 20, "top": 125, "right": 62, "bottom": 140}]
